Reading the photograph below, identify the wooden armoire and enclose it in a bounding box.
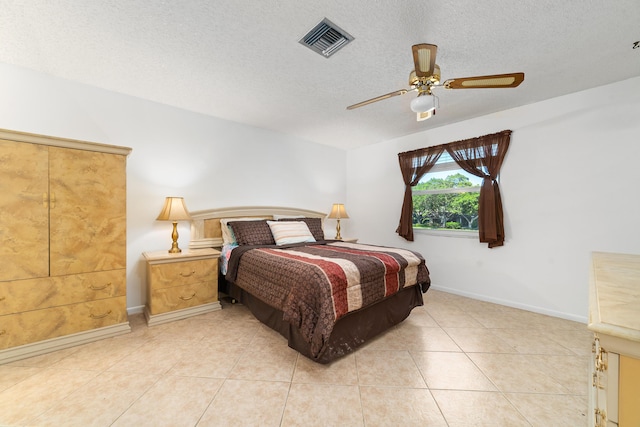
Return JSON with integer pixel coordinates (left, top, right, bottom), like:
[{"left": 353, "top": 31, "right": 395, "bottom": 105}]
[{"left": 0, "top": 129, "right": 132, "bottom": 363}]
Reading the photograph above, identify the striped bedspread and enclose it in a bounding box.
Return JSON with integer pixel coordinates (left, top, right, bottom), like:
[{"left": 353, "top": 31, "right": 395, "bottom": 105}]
[{"left": 226, "top": 241, "right": 430, "bottom": 357}]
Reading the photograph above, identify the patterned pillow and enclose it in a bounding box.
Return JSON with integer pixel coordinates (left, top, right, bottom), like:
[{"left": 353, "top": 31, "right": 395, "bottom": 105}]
[
  {"left": 267, "top": 221, "right": 316, "bottom": 245},
  {"left": 228, "top": 220, "right": 276, "bottom": 246},
  {"left": 220, "top": 217, "right": 268, "bottom": 245},
  {"left": 278, "top": 217, "right": 325, "bottom": 241}
]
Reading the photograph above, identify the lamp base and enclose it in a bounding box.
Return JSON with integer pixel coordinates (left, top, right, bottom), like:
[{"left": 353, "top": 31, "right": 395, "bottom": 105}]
[
  {"left": 168, "top": 221, "right": 182, "bottom": 253},
  {"left": 334, "top": 219, "right": 342, "bottom": 240}
]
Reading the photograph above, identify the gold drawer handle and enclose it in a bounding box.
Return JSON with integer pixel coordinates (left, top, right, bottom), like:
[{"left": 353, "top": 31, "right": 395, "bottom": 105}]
[
  {"left": 179, "top": 292, "right": 197, "bottom": 301},
  {"left": 90, "top": 310, "right": 112, "bottom": 319},
  {"left": 89, "top": 282, "right": 112, "bottom": 291},
  {"left": 0, "top": 330, "right": 6, "bottom": 336},
  {"left": 0, "top": 296, "right": 6, "bottom": 302},
  {"left": 180, "top": 270, "right": 196, "bottom": 277},
  {"left": 595, "top": 408, "right": 607, "bottom": 427},
  {"left": 595, "top": 347, "right": 608, "bottom": 372},
  {"left": 592, "top": 372, "right": 604, "bottom": 389}
]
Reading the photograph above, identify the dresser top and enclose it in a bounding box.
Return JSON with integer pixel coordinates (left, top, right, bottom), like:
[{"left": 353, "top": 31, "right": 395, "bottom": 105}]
[
  {"left": 0, "top": 128, "right": 132, "bottom": 156},
  {"left": 588, "top": 252, "right": 640, "bottom": 343},
  {"left": 143, "top": 248, "right": 220, "bottom": 263}
]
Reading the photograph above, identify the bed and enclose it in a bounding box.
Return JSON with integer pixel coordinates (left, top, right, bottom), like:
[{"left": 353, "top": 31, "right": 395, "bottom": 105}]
[{"left": 189, "top": 206, "right": 430, "bottom": 363}]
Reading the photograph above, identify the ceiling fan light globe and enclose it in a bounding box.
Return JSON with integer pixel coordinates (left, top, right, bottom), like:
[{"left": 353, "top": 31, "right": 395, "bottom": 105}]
[{"left": 410, "top": 94, "right": 435, "bottom": 113}]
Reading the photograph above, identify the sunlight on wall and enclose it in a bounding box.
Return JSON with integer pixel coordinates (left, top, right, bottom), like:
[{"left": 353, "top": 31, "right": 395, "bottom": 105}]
[{"left": 140, "top": 152, "right": 211, "bottom": 188}]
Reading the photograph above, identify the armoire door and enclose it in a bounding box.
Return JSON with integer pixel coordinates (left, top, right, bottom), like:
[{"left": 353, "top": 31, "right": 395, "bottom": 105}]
[
  {"left": 48, "top": 147, "right": 127, "bottom": 276},
  {"left": 0, "top": 139, "right": 49, "bottom": 281}
]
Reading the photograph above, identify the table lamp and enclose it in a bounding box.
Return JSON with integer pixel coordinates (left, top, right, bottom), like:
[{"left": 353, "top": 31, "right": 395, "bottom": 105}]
[
  {"left": 328, "top": 203, "right": 349, "bottom": 240},
  {"left": 156, "top": 196, "right": 192, "bottom": 253}
]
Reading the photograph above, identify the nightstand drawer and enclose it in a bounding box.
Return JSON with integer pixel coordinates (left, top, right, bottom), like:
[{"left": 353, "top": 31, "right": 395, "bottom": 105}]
[
  {"left": 148, "top": 258, "right": 216, "bottom": 289},
  {"left": 148, "top": 281, "right": 217, "bottom": 315}
]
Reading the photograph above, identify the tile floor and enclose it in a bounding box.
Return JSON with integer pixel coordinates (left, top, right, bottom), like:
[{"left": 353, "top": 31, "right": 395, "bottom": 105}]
[{"left": 0, "top": 290, "right": 592, "bottom": 426}]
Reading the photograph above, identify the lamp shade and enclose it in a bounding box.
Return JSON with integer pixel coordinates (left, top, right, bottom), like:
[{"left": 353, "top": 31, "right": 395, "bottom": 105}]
[
  {"left": 156, "top": 197, "right": 192, "bottom": 221},
  {"left": 328, "top": 203, "right": 349, "bottom": 219},
  {"left": 410, "top": 94, "right": 435, "bottom": 113}
]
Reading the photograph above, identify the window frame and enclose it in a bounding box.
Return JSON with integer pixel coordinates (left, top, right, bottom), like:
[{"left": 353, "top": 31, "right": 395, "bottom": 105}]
[{"left": 411, "top": 156, "right": 484, "bottom": 238}]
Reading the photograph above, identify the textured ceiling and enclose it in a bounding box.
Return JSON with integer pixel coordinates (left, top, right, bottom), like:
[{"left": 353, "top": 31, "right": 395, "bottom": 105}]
[{"left": 1, "top": 0, "right": 639, "bottom": 150}]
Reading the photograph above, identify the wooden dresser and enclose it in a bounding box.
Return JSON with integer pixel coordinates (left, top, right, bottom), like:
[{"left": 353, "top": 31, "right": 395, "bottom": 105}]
[
  {"left": 588, "top": 252, "right": 640, "bottom": 427},
  {"left": 0, "top": 129, "right": 131, "bottom": 364},
  {"left": 143, "top": 248, "right": 221, "bottom": 326}
]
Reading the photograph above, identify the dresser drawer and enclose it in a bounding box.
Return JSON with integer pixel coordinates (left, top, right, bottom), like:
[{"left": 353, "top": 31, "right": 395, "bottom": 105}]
[
  {"left": 0, "top": 296, "right": 127, "bottom": 349},
  {"left": 148, "top": 258, "right": 216, "bottom": 289},
  {"left": 148, "top": 281, "right": 217, "bottom": 315},
  {"left": 0, "top": 269, "right": 126, "bottom": 316}
]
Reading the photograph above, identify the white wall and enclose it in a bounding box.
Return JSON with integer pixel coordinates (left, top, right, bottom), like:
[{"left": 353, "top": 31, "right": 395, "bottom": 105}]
[
  {"left": 0, "top": 63, "right": 347, "bottom": 311},
  {"left": 3, "top": 59, "right": 638, "bottom": 322},
  {"left": 347, "top": 76, "right": 640, "bottom": 322}
]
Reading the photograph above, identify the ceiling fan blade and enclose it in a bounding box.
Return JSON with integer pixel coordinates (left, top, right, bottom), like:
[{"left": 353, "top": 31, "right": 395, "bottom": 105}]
[
  {"left": 346, "top": 89, "right": 410, "bottom": 110},
  {"left": 443, "top": 72, "right": 524, "bottom": 89},
  {"left": 412, "top": 44, "right": 437, "bottom": 78}
]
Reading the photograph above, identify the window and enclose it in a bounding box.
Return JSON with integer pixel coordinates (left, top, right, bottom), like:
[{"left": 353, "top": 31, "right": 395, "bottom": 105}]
[
  {"left": 411, "top": 152, "right": 482, "bottom": 232},
  {"left": 396, "top": 129, "right": 510, "bottom": 246}
]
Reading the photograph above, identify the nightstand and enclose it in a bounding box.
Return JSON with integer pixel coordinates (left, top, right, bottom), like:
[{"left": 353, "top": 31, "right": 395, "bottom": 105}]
[
  {"left": 142, "top": 248, "right": 221, "bottom": 326},
  {"left": 340, "top": 237, "right": 358, "bottom": 243}
]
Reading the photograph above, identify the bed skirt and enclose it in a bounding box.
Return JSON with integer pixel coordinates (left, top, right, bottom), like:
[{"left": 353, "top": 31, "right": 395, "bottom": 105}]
[{"left": 222, "top": 277, "right": 427, "bottom": 364}]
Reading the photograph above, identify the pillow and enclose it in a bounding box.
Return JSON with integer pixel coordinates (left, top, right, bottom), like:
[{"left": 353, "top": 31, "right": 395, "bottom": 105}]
[
  {"left": 220, "top": 217, "right": 268, "bottom": 245},
  {"left": 272, "top": 214, "right": 304, "bottom": 220},
  {"left": 278, "top": 217, "right": 324, "bottom": 241},
  {"left": 228, "top": 220, "right": 276, "bottom": 246},
  {"left": 267, "top": 221, "right": 316, "bottom": 245}
]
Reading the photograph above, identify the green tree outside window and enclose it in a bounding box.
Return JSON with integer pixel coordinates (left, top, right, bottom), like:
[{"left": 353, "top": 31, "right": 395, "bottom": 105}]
[{"left": 412, "top": 173, "right": 480, "bottom": 230}]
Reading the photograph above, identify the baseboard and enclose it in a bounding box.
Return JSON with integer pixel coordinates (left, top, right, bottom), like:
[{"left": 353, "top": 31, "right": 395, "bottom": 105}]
[
  {"left": 0, "top": 322, "right": 131, "bottom": 365},
  {"left": 144, "top": 302, "right": 222, "bottom": 326},
  {"left": 127, "top": 305, "right": 146, "bottom": 315},
  {"left": 428, "top": 285, "right": 588, "bottom": 324}
]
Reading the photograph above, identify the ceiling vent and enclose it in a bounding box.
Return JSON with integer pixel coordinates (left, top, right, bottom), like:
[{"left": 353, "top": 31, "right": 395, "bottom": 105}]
[{"left": 299, "top": 18, "right": 354, "bottom": 58}]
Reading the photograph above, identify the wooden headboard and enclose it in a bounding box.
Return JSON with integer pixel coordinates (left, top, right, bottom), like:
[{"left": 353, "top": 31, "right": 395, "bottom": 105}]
[{"left": 188, "top": 206, "right": 327, "bottom": 249}]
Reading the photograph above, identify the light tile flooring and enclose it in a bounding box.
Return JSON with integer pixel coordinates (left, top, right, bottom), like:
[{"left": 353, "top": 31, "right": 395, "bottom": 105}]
[{"left": 0, "top": 290, "right": 592, "bottom": 426}]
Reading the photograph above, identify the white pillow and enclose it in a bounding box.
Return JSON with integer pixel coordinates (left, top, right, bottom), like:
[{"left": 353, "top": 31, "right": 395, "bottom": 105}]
[
  {"left": 220, "top": 217, "right": 268, "bottom": 245},
  {"left": 267, "top": 221, "right": 316, "bottom": 245}
]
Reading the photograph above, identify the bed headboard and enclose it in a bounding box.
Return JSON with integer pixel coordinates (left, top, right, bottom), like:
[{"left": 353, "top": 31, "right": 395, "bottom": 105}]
[{"left": 188, "top": 206, "right": 327, "bottom": 249}]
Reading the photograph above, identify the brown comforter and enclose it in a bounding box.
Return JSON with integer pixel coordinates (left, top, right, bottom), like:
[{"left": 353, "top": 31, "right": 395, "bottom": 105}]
[{"left": 226, "top": 241, "right": 430, "bottom": 357}]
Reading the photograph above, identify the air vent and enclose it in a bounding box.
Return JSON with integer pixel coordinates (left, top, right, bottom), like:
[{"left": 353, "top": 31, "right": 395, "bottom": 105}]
[{"left": 299, "top": 18, "right": 354, "bottom": 58}]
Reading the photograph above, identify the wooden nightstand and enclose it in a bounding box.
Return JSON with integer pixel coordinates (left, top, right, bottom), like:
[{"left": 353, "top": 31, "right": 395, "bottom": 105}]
[
  {"left": 142, "top": 248, "right": 221, "bottom": 326},
  {"left": 340, "top": 237, "right": 358, "bottom": 243}
]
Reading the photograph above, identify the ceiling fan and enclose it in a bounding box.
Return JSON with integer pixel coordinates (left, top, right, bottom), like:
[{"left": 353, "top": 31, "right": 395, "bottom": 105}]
[{"left": 346, "top": 43, "right": 524, "bottom": 121}]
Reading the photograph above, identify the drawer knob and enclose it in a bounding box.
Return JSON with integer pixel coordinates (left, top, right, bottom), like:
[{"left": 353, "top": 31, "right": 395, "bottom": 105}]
[
  {"left": 0, "top": 296, "right": 6, "bottom": 302},
  {"left": 179, "top": 292, "right": 197, "bottom": 301},
  {"left": 0, "top": 329, "right": 6, "bottom": 336},
  {"left": 180, "top": 270, "right": 196, "bottom": 277},
  {"left": 89, "top": 282, "right": 112, "bottom": 291},
  {"left": 90, "top": 310, "right": 112, "bottom": 319}
]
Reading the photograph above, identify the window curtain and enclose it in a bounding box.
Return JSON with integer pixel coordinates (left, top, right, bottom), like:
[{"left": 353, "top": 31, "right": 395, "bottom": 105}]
[
  {"left": 396, "top": 146, "right": 443, "bottom": 241},
  {"left": 445, "top": 130, "right": 511, "bottom": 248}
]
